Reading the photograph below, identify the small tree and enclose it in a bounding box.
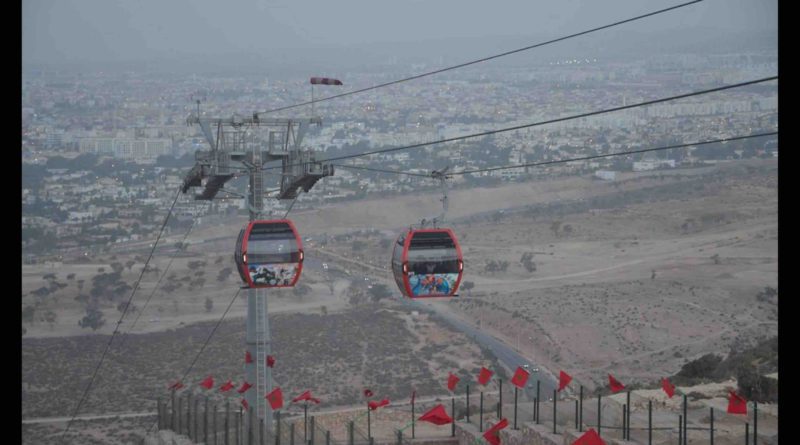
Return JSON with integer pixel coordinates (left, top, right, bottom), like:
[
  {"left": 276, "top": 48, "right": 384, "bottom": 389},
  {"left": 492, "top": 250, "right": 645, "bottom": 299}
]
[
  {"left": 44, "top": 310, "right": 57, "bottom": 330},
  {"left": 369, "top": 284, "right": 392, "bottom": 302},
  {"left": 461, "top": 281, "right": 475, "bottom": 296},
  {"left": 550, "top": 221, "right": 562, "bottom": 237},
  {"left": 320, "top": 305, "right": 328, "bottom": 316},
  {"left": 217, "top": 267, "right": 233, "bottom": 282},
  {"left": 293, "top": 283, "right": 312, "bottom": 299},
  {"left": 22, "top": 306, "right": 36, "bottom": 324},
  {"left": 79, "top": 307, "right": 106, "bottom": 331},
  {"left": 205, "top": 297, "right": 214, "bottom": 313}
]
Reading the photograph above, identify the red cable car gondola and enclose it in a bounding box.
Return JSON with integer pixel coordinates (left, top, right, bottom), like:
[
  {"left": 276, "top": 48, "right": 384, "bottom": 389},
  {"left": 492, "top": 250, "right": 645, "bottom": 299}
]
[
  {"left": 391, "top": 228, "right": 463, "bottom": 298},
  {"left": 234, "top": 220, "right": 304, "bottom": 288}
]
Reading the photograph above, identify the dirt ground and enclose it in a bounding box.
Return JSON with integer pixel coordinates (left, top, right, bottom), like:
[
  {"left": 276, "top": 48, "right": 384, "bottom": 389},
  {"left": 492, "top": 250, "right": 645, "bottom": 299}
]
[{"left": 22, "top": 159, "right": 778, "bottom": 443}]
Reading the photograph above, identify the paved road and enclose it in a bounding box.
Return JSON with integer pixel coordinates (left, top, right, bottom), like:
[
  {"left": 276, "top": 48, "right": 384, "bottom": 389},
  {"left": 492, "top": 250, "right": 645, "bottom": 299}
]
[
  {"left": 399, "top": 298, "right": 559, "bottom": 401},
  {"left": 22, "top": 412, "right": 157, "bottom": 425}
]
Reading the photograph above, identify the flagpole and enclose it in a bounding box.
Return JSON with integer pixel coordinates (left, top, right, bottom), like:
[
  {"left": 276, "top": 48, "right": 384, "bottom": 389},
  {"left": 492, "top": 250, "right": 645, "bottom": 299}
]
[
  {"left": 412, "top": 397, "right": 415, "bottom": 438},
  {"left": 479, "top": 391, "right": 484, "bottom": 432}
]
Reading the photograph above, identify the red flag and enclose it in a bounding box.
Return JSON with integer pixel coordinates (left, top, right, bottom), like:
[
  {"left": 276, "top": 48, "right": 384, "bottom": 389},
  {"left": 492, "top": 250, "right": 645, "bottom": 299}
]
[
  {"left": 310, "top": 77, "right": 343, "bottom": 85},
  {"left": 661, "top": 378, "right": 675, "bottom": 398},
  {"left": 447, "top": 373, "right": 460, "bottom": 391},
  {"left": 292, "top": 390, "right": 321, "bottom": 404},
  {"left": 267, "top": 355, "right": 276, "bottom": 368},
  {"left": 245, "top": 351, "right": 253, "bottom": 364},
  {"left": 168, "top": 381, "right": 185, "bottom": 391},
  {"left": 368, "top": 398, "right": 390, "bottom": 410},
  {"left": 418, "top": 404, "right": 452, "bottom": 425},
  {"left": 559, "top": 370, "right": 572, "bottom": 392},
  {"left": 219, "top": 380, "right": 235, "bottom": 392},
  {"left": 266, "top": 387, "right": 284, "bottom": 410},
  {"left": 478, "top": 367, "right": 493, "bottom": 386},
  {"left": 237, "top": 381, "right": 253, "bottom": 394},
  {"left": 200, "top": 376, "right": 214, "bottom": 390},
  {"left": 727, "top": 390, "right": 747, "bottom": 415},
  {"left": 511, "top": 367, "right": 530, "bottom": 389},
  {"left": 572, "top": 428, "right": 606, "bottom": 445},
  {"left": 410, "top": 390, "right": 416, "bottom": 405},
  {"left": 241, "top": 398, "right": 249, "bottom": 411},
  {"left": 608, "top": 374, "right": 625, "bottom": 393},
  {"left": 482, "top": 418, "right": 509, "bottom": 445},
  {"left": 364, "top": 388, "right": 374, "bottom": 398}
]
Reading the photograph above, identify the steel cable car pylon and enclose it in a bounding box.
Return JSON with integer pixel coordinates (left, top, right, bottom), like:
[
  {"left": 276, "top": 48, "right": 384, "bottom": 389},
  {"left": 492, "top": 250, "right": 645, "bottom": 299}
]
[{"left": 182, "top": 107, "right": 331, "bottom": 440}]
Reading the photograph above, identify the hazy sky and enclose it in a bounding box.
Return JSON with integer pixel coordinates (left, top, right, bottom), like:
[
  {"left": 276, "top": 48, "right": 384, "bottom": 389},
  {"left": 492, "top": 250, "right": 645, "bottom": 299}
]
[{"left": 23, "top": 0, "right": 777, "bottom": 69}]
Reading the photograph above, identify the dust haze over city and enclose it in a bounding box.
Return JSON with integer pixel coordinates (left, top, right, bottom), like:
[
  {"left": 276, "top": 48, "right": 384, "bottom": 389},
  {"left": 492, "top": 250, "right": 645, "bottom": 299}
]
[{"left": 22, "top": 0, "right": 778, "bottom": 444}]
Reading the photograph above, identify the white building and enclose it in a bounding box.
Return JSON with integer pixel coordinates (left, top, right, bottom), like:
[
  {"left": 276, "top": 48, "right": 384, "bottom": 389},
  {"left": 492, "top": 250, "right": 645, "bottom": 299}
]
[{"left": 79, "top": 137, "right": 172, "bottom": 162}]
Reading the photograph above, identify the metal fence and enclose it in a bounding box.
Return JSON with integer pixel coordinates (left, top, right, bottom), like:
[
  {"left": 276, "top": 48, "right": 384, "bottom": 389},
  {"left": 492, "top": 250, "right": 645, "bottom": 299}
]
[{"left": 158, "top": 386, "right": 773, "bottom": 445}]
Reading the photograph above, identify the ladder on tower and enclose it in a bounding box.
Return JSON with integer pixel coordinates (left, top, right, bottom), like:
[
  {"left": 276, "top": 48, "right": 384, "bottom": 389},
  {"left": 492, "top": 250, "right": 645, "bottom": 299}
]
[{"left": 255, "top": 291, "right": 269, "bottom": 420}]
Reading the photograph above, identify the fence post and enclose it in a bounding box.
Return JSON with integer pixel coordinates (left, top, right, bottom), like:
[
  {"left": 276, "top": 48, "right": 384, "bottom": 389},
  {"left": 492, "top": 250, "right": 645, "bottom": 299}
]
[
  {"left": 411, "top": 394, "right": 415, "bottom": 439},
  {"left": 534, "top": 398, "right": 537, "bottom": 423},
  {"left": 466, "top": 384, "right": 470, "bottom": 424},
  {"left": 326, "top": 430, "right": 330, "bottom": 445},
  {"left": 260, "top": 418, "right": 265, "bottom": 445},
  {"left": 710, "top": 407, "right": 714, "bottom": 445},
  {"left": 579, "top": 386, "right": 583, "bottom": 432},
  {"left": 177, "top": 395, "right": 183, "bottom": 435},
  {"left": 746, "top": 422, "right": 749, "bottom": 445},
  {"left": 451, "top": 397, "right": 456, "bottom": 437},
  {"left": 304, "top": 404, "right": 309, "bottom": 444},
  {"left": 683, "top": 394, "right": 687, "bottom": 445},
  {"left": 367, "top": 404, "right": 371, "bottom": 439},
  {"left": 187, "top": 393, "right": 192, "bottom": 440},
  {"left": 597, "top": 394, "right": 602, "bottom": 438},
  {"left": 396, "top": 429, "right": 402, "bottom": 445},
  {"left": 679, "top": 414, "right": 682, "bottom": 445},
  {"left": 236, "top": 407, "right": 241, "bottom": 445},
  {"left": 754, "top": 401, "right": 758, "bottom": 445},
  {"left": 553, "top": 389, "right": 557, "bottom": 434},
  {"left": 205, "top": 397, "right": 209, "bottom": 444},
  {"left": 290, "top": 422, "right": 295, "bottom": 445},
  {"left": 536, "top": 380, "right": 541, "bottom": 424},
  {"left": 575, "top": 399, "right": 579, "bottom": 430},
  {"left": 479, "top": 391, "right": 484, "bottom": 432},
  {"left": 171, "top": 390, "right": 177, "bottom": 431},
  {"left": 348, "top": 421, "right": 354, "bottom": 445},
  {"left": 195, "top": 396, "right": 200, "bottom": 442},
  {"left": 310, "top": 416, "right": 315, "bottom": 445},
  {"left": 622, "top": 404, "right": 626, "bottom": 440},
  {"left": 276, "top": 411, "right": 281, "bottom": 445},
  {"left": 627, "top": 390, "right": 632, "bottom": 441},
  {"left": 213, "top": 402, "right": 218, "bottom": 445},
  {"left": 514, "top": 386, "right": 518, "bottom": 430},
  {"left": 157, "top": 397, "right": 162, "bottom": 431},
  {"left": 196, "top": 395, "right": 202, "bottom": 441},
  {"left": 248, "top": 407, "right": 254, "bottom": 445},
  {"left": 498, "top": 379, "right": 503, "bottom": 418},
  {"left": 225, "top": 400, "right": 230, "bottom": 445},
  {"left": 648, "top": 399, "right": 652, "bottom": 445}
]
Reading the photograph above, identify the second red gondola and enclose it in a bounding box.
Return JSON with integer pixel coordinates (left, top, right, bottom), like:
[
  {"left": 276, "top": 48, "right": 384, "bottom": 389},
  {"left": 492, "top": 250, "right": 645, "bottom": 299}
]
[{"left": 391, "top": 228, "right": 463, "bottom": 298}]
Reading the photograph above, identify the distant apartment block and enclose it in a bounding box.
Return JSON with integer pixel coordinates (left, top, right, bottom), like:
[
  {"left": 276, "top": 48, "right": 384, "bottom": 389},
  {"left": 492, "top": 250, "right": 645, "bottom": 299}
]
[
  {"left": 594, "top": 170, "right": 617, "bottom": 181},
  {"left": 632, "top": 160, "right": 676, "bottom": 171},
  {"left": 79, "top": 137, "right": 172, "bottom": 161}
]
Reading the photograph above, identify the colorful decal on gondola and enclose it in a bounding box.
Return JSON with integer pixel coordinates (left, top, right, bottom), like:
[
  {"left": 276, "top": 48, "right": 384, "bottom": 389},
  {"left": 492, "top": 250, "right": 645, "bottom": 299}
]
[
  {"left": 248, "top": 263, "right": 298, "bottom": 286},
  {"left": 408, "top": 273, "right": 459, "bottom": 297}
]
